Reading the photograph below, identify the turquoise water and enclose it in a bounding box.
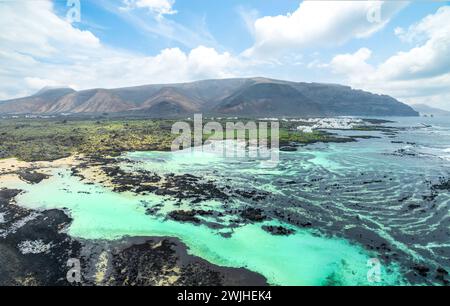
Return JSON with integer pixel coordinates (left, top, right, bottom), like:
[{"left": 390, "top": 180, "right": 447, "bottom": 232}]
[{"left": 9, "top": 117, "right": 450, "bottom": 285}]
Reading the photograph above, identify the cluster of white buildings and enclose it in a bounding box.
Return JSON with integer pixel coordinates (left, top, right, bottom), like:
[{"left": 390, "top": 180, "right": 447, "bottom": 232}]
[{"left": 296, "top": 118, "right": 364, "bottom": 133}]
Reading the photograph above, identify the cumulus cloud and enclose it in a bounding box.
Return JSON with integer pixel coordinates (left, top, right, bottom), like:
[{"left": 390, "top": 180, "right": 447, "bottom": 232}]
[
  {"left": 395, "top": 6, "right": 450, "bottom": 43},
  {"left": 0, "top": 1, "right": 238, "bottom": 99},
  {"left": 0, "top": 1, "right": 100, "bottom": 58},
  {"left": 328, "top": 7, "right": 450, "bottom": 110},
  {"left": 379, "top": 6, "right": 450, "bottom": 80},
  {"left": 244, "top": 0, "right": 407, "bottom": 58},
  {"left": 330, "top": 48, "right": 374, "bottom": 80}
]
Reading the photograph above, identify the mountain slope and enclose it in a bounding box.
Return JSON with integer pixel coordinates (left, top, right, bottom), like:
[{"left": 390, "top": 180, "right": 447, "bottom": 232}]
[
  {"left": 0, "top": 87, "right": 75, "bottom": 113},
  {"left": 291, "top": 83, "right": 418, "bottom": 116},
  {"left": 0, "top": 77, "right": 419, "bottom": 117},
  {"left": 41, "top": 89, "right": 132, "bottom": 113},
  {"left": 215, "top": 82, "right": 324, "bottom": 116},
  {"left": 127, "top": 87, "right": 203, "bottom": 117}
]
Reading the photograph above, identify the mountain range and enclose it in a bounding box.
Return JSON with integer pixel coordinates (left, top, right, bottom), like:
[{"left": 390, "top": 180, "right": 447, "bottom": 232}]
[{"left": 0, "top": 78, "right": 419, "bottom": 117}]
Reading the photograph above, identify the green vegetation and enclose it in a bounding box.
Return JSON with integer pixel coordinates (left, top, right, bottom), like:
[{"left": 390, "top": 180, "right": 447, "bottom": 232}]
[
  {"left": 278, "top": 129, "right": 351, "bottom": 145},
  {"left": 0, "top": 119, "right": 177, "bottom": 161},
  {"left": 0, "top": 117, "right": 352, "bottom": 162}
]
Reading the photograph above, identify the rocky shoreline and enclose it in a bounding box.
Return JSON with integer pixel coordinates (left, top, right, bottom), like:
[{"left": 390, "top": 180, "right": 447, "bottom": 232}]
[
  {"left": 0, "top": 185, "right": 267, "bottom": 286},
  {"left": 0, "top": 152, "right": 272, "bottom": 286}
]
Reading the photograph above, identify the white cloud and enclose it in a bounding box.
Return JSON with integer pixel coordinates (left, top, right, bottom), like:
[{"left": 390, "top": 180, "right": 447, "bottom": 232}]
[
  {"left": 0, "top": 1, "right": 100, "bottom": 58},
  {"left": 328, "top": 7, "right": 450, "bottom": 110},
  {"left": 122, "top": 0, "right": 177, "bottom": 17},
  {"left": 330, "top": 48, "right": 374, "bottom": 80},
  {"left": 0, "top": 1, "right": 238, "bottom": 99},
  {"left": 395, "top": 6, "right": 450, "bottom": 44},
  {"left": 244, "top": 1, "right": 407, "bottom": 58},
  {"left": 186, "top": 46, "right": 236, "bottom": 79},
  {"left": 24, "top": 77, "right": 70, "bottom": 91},
  {"left": 379, "top": 6, "right": 450, "bottom": 80}
]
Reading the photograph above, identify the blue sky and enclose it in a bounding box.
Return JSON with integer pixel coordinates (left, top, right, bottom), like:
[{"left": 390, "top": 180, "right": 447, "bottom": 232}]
[
  {"left": 62, "top": 1, "right": 442, "bottom": 56},
  {"left": 1, "top": 1, "right": 450, "bottom": 109}
]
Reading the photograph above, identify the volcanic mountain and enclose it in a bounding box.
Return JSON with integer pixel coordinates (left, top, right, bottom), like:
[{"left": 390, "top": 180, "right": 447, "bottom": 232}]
[{"left": 0, "top": 78, "right": 419, "bottom": 117}]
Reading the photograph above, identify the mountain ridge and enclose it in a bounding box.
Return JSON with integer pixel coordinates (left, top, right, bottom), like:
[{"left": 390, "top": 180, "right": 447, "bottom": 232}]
[{"left": 0, "top": 77, "right": 419, "bottom": 117}]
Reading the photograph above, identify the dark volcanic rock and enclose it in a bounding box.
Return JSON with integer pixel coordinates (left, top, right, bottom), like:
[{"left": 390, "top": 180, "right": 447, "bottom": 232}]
[
  {"left": 235, "top": 189, "right": 268, "bottom": 201},
  {"left": 101, "top": 166, "right": 161, "bottom": 194},
  {"left": 102, "top": 165, "right": 230, "bottom": 204},
  {"left": 391, "top": 148, "right": 419, "bottom": 157},
  {"left": 240, "top": 208, "right": 266, "bottom": 222},
  {"left": 106, "top": 237, "right": 267, "bottom": 286},
  {"left": 158, "top": 174, "right": 229, "bottom": 203},
  {"left": 431, "top": 177, "right": 450, "bottom": 191},
  {"left": 280, "top": 146, "right": 297, "bottom": 152},
  {"left": 343, "top": 227, "right": 393, "bottom": 257},
  {"left": 261, "top": 225, "right": 295, "bottom": 236},
  {"left": 17, "top": 171, "right": 49, "bottom": 184},
  {"left": 0, "top": 197, "right": 82, "bottom": 286},
  {"left": 407, "top": 204, "right": 421, "bottom": 210},
  {"left": 435, "top": 267, "right": 449, "bottom": 285},
  {"left": 412, "top": 265, "right": 430, "bottom": 277},
  {"left": 168, "top": 210, "right": 201, "bottom": 223},
  {"left": 168, "top": 209, "right": 216, "bottom": 225},
  {"left": 0, "top": 189, "right": 21, "bottom": 201}
]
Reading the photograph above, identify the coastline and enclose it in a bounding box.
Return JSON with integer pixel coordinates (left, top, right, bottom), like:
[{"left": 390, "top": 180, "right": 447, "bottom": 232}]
[{"left": 0, "top": 154, "right": 268, "bottom": 286}]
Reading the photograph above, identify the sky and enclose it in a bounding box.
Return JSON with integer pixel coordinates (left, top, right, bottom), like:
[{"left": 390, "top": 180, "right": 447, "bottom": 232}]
[{"left": 1, "top": 0, "right": 450, "bottom": 110}]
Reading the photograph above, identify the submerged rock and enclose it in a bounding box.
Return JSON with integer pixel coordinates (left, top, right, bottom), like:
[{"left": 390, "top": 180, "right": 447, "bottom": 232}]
[
  {"left": 413, "top": 265, "right": 430, "bottom": 277},
  {"left": 436, "top": 267, "right": 449, "bottom": 285},
  {"left": 168, "top": 209, "right": 216, "bottom": 224},
  {"left": 240, "top": 208, "right": 267, "bottom": 222},
  {"left": 280, "top": 146, "right": 297, "bottom": 152},
  {"left": 431, "top": 177, "right": 450, "bottom": 191},
  {"left": 168, "top": 210, "right": 201, "bottom": 223},
  {"left": 261, "top": 225, "right": 295, "bottom": 236}
]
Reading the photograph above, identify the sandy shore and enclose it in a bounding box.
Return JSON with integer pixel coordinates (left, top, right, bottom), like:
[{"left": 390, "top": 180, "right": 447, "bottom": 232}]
[
  {"left": 76, "top": 164, "right": 111, "bottom": 186},
  {"left": 0, "top": 155, "right": 84, "bottom": 186}
]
